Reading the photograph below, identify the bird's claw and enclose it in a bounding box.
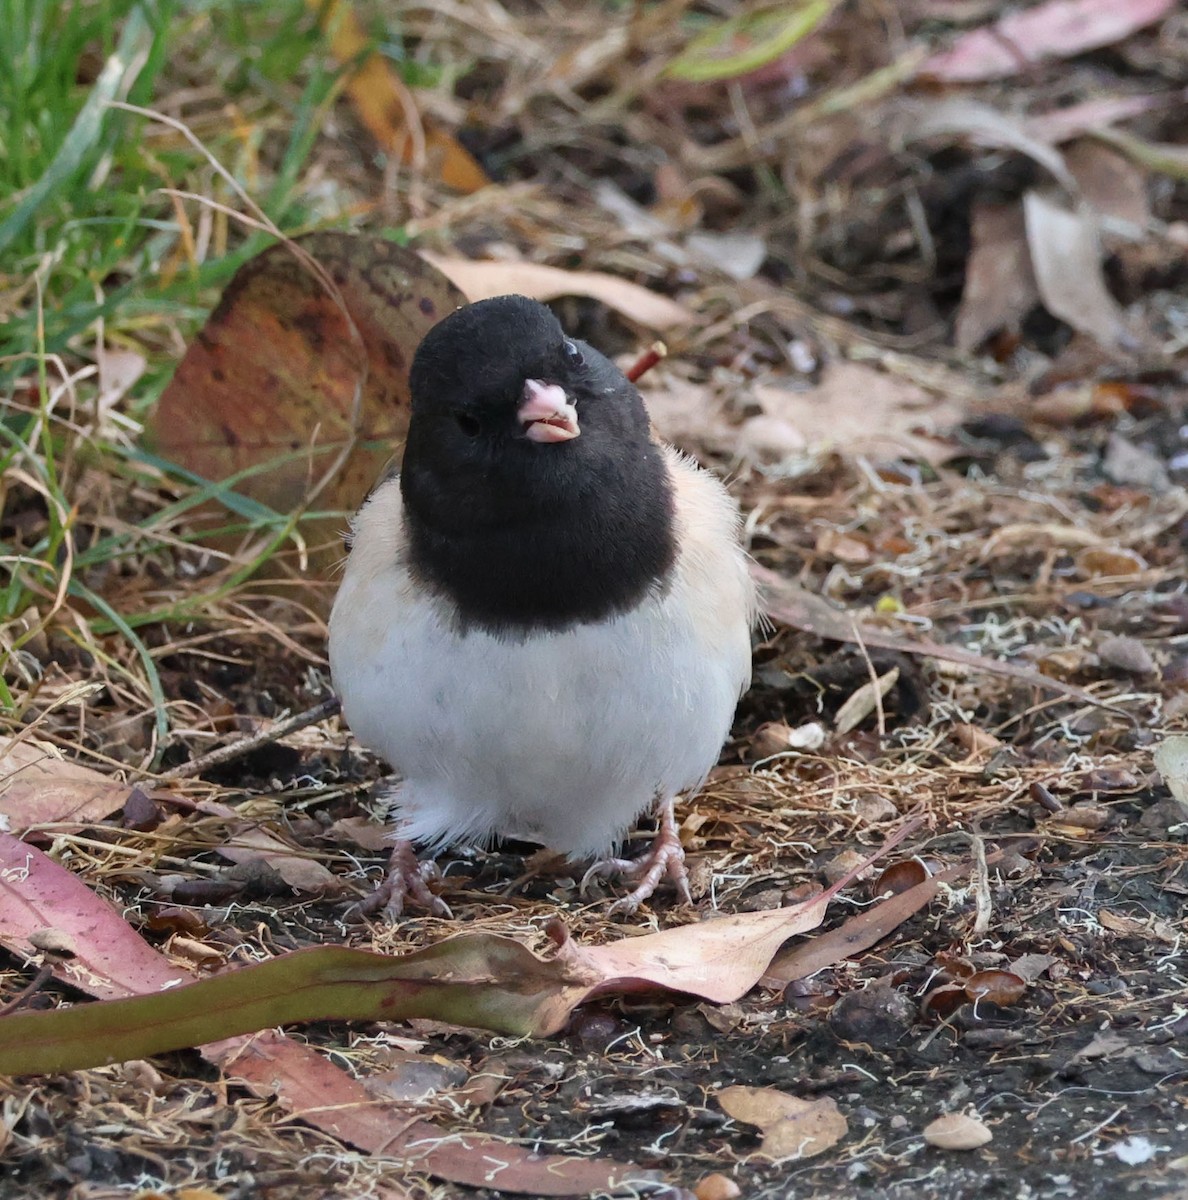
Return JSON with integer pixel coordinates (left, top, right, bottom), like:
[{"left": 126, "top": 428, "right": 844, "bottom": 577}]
[
  {"left": 582, "top": 799, "right": 693, "bottom": 918},
  {"left": 361, "top": 840, "right": 453, "bottom": 920}
]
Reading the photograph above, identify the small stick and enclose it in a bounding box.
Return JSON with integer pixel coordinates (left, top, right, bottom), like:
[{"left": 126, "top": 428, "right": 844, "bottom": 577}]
[
  {"left": 626, "top": 341, "right": 667, "bottom": 382},
  {"left": 157, "top": 695, "right": 342, "bottom": 781}
]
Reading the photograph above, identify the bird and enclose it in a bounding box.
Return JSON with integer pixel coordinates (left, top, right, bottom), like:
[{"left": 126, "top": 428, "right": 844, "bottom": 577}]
[{"left": 328, "top": 294, "right": 756, "bottom": 917}]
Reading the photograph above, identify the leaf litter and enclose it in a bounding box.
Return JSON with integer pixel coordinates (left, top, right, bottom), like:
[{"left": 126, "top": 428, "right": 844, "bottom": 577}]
[{"left": 2, "top": 1, "right": 1188, "bottom": 1198}]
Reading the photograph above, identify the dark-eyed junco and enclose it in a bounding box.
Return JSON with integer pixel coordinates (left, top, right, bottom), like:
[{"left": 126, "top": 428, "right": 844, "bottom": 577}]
[{"left": 329, "top": 295, "right": 756, "bottom": 916}]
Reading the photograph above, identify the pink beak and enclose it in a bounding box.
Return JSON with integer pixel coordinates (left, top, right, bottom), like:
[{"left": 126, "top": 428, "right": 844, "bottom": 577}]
[{"left": 518, "top": 379, "right": 580, "bottom": 443}]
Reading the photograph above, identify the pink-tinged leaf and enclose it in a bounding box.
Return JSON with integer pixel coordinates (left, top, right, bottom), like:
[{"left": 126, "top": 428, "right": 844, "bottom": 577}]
[
  {"left": 0, "top": 737, "right": 130, "bottom": 833},
  {"left": 1025, "top": 93, "right": 1174, "bottom": 145},
  {"left": 209, "top": 1031, "right": 659, "bottom": 1197},
  {"left": 534, "top": 896, "right": 831, "bottom": 1035},
  {"left": 420, "top": 254, "right": 695, "bottom": 332},
  {"left": 0, "top": 831, "right": 194, "bottom": 1000},
  {"left": 0, "top": 836, "right": 655, "bottom": 1195},
  {"left": 921, "top": 0, "right": 1177, "bottom": 83}
]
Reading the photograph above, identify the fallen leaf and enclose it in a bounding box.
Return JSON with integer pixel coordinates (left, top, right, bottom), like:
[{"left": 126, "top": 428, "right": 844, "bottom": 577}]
[
  {"left": 1101, "top": 431, "right": 1169, "bottom": 491},
  {"left": 664, "top": 0, "right": 839, "bottom": 83},
  {"left": 1153, "top": 736, "right": 1188, "bottom": 816},
  {"left": 752, "top": 361, "right": 963, "bottom": 464},
  {"left": 922, "top": 1112, "right": 993, "bottom": 1150},
  {"left": 686, "top": 231, "right": 768, "bottom": 281},
  {"left": 956, "top": 200, "right": 1039, "bottom": 352},
  {"left": 1022, "top": 189, "right": 1132, "bottom": 350},
  {"left": 149, "top": 233, "right": 467, "bottom": 552},
  {"left": 920, "top": 0, "right": 1177, "bottom": 82},
  {"left": 835, "top": 667, "right": 899, "bottom": 734},
  {"left": 753, "top": 565, "right": 1132, "bottom": 719},
  {"left": 1025, "top": 93, "right": 1175, "bottom": 145},
  {"left": 718, "top": 1086, "right": 847, "bottom": 1159},
  {"left": 910, "top": 99, "right": 1076, "bottom": 191},
  {"left": 219, "top": 825, "right": 348, "bottom": 894},
  {"left": 764, "top": 859, "right": 979, "bottom": 987},
  {"left": 1098, "top": 634, "right": 1158, "bottom": 676},
  {"left": 420, "top": 254, "right": 695, "bottom": 332},
  {"left": 0, "top": 834, "right": 653, "bottom": 1196},
  {"left": 964, "top": 970, "right": 1026, "bottom": 1008},
  {"left": 313, "top": 0, "right": 488, "bottom": 193},
  {"left": 0, "top": 735, "right": 130, "bottom": 831},
  {"left": 1064, "top": 140, "right": 1152, "bottom": 231}
]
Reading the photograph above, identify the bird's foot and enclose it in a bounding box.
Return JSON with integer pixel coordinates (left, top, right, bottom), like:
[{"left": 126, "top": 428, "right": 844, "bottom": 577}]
[
  {"left": 582, "top": 798, "right": 692, "bottom": 918},
  {"left": 359, "top": 839, "right": 453, "bottom": 920}
]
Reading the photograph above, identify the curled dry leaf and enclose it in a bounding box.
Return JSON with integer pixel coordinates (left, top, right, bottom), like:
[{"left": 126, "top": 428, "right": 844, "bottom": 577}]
[
  {"left": 1022, "top": 190, "right": 1132, "bottom": 351},
  {"left": 873, "top": 859, "right": 929, "bottom": 897},
  {"left": 964, "top": 970, "right": 1027, "bottom": 1008},
  {"left": 923, "top": 1112, "right": 993, "bottom": 1150},
  {"left": 149, "top": 233, "right": 467, "bottom": 555},
  {"left": 718, "top": 1085, "right": 847, "bottom": 1160},
  {"left": 420, "top": 253, "right": 695, "bottom": 332}
]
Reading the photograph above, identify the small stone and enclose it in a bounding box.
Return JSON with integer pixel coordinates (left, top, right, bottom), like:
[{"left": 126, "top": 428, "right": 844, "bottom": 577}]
[
  {"left": 695, "top": 1173, "right": 742, "bottom": 1200},
  {"left": 923, "top": 1112, "right": 993, "bottom": 1150},
  {"left": 829, "top": 984, "right": 916, "bottom": 1049}
]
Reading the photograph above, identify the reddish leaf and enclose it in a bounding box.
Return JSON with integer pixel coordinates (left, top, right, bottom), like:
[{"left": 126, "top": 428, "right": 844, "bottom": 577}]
[
  {"left": 0, "top": 834, "right": 653, "bottom": 1195},
  {"left": 149, "top": 233, "right": 466, "bottom": 539},
  {"left": 921, "top": 0, "right": 1177, "bottom": 83},
  {"left": 0, "top": 735, "right": 130, "bottom": 832}
]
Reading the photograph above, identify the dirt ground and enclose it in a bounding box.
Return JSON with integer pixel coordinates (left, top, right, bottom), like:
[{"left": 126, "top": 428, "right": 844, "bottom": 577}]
[{"left": 3, "top": 2, "right": 1188, "bottom": 1198}]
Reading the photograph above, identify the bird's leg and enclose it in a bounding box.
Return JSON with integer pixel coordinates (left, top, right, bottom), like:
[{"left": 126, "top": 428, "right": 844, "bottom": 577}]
[
  {"left": 583, "top": 795, "right": 693, "bottom": 917},
  {"left": 360, "top": 839, "right": 453, "bottom": 920}
]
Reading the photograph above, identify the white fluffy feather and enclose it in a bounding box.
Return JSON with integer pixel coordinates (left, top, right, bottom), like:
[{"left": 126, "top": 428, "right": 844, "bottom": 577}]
[{"left": 329, "top": 447, "right": 756, "bottom": 859}]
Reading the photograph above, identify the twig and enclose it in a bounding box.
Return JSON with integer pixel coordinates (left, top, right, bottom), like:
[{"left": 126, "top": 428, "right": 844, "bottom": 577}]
[
  {"left": 969, "top": 833, "right": 992, "bottom": 936},
  {"left": 626, "top": 341, "right": 666, "bottom": 382},
  {"left": 157, "top": 696, "right": 342, "bottom": 781}
]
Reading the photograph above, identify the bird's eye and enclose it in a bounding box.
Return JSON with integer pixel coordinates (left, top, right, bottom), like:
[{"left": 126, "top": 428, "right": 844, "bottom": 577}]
[
  {"left": 563, "top": 338, "right": 584, "bottom": 368},
  {"left": 455, "top": 412, "right": 481, "bottom": 437}
]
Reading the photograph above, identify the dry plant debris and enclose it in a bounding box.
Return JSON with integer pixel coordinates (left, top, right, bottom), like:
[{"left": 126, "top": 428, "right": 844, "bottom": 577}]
[{"left": 2, "top": 0, "right": 1188, "bottom": 1197}]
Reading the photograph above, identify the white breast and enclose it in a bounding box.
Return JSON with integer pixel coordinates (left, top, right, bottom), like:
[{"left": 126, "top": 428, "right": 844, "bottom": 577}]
[{"left": 328, "top": 448, "right": 756, "bottom": 860}]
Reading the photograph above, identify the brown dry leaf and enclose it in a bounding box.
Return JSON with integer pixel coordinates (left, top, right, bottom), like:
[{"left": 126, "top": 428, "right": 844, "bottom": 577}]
[
  {"left": 313, "top": 0, "right": 488, "bottom": 193},
  {"left": 0, "top": 735, "right": 130, "bottom": 832},
  {"left": 763, "top": 859, "right": 976, "bottom": 988},
  {"left": 956, "top": 200, "right": 1039, "bottom": 352},
  {"left": 835, "top": 667, "right": 899, "bottom": 734},
  {"left": 752, "top": 361, "right": 963, "bottom": 464},
  {"left": 1022, "top": 189, "right": 1133, "bottom": 350},
  {"left": 718, "top": 1086, "right": 847, "bottom": 1160},
  {"left": 420, "top": 253, "right": 695, "bottom": 332},
  {"left": 149, "top": 233, "right": 466, "bottom": 556},
  {"left": 753, "top": 564, "right": 1131, "bottom": 718},
  {"left": 1064, "top": 140, "right": 1152, "bottom": 231},
  {"left": 923, "top": 1112, "right": 993, "bottom": 1150},
  {"left": 920, "top": 0, "right": 1177, "bottom": 82},
  {"left": 220, "top": 825, "right": 347, "bottom": 895}
]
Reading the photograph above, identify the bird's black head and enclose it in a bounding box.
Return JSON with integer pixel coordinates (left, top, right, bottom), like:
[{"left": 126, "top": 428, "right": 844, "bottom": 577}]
[{"left": 399, "top": 295, "right": 676, "bottom": 634}]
